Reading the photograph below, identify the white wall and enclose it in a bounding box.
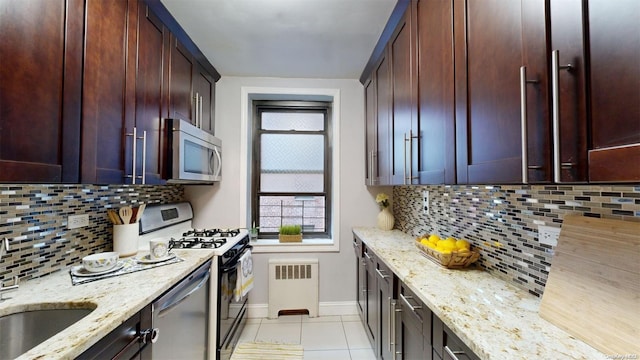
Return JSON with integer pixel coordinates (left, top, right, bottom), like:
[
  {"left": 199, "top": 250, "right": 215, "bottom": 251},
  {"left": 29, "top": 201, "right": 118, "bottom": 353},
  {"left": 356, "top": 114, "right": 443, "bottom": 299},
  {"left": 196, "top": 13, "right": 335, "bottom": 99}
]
[{"left": 185, "top": 76, "right": 384, "bottom": 311}]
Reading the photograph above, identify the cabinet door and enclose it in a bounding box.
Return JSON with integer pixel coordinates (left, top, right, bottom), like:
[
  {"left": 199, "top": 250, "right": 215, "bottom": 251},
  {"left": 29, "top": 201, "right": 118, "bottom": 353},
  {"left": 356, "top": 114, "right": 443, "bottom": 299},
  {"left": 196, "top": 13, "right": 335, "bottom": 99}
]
[
  {"left": 364, "top": 248, "right": 378, "bottom": 345},
  {"left": 586, "top": 0, "right": 640, "bottom": 182},
  {"left": 81, "top": 0, "right": 136, "bottom": 184},
  {"left": 354, "top": 238, "right": 366, "bottom": 320},
  {"left": 390, "top": 4, "right": 418, "bottom": 185},
  {"left": 376, "top": 260, "right": 394, "bottom": 360},
  {"left": 135, "top": 2, "right": 168, "bottom": 184},
  {"left": 365, "top": 77, "right": 378, "bottom": 185},
  {"left": 194, "top": 62, "right": 215, "bottom": 134},
  {"left": 169, "top": 37, "right": 194, "bottom": 123},
  {"left": 454, "top": 0, "right": 548, "bottom": 184},
  {"left": 375, "top": 52, "right": 393, "bottom": 186},
  {"left": 397, "top": 283, "right": 429, "bottom": 360},
  {"left": 416, "top": 0, "right": 456, "bottom": 184},
  {"left": 0, "top": 0, "right": 83, "bottom": 182}
]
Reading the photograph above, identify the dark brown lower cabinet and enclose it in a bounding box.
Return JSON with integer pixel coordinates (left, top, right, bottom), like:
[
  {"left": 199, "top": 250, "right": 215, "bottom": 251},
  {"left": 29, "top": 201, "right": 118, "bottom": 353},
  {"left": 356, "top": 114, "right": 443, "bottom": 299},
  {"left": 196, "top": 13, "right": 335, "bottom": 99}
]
[
  {"left": 396, "top": 282, "right": 432, "bottom": 360},
  {"left": 433, "top": 315, "right": 479, "bottom": 360},
  {"left": 364, "top": 247, "right": 378, "bottom": 346},
  {"left": 78, "top": 304, "right": 152, "bottom": 359},
  {"left": 376, "top": 258, "right": 395, "bottom": 359}
]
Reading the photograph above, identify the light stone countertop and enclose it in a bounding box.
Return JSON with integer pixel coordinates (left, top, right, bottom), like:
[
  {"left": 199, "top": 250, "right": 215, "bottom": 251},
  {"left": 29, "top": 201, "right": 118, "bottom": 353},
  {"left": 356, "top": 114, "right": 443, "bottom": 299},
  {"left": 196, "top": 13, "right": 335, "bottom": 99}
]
[
  {"left": 0, "top": 249, "right": 213, "bottom": 360},
  {"left": 352, "top": 227, "right": 606, "bottom": 360}
]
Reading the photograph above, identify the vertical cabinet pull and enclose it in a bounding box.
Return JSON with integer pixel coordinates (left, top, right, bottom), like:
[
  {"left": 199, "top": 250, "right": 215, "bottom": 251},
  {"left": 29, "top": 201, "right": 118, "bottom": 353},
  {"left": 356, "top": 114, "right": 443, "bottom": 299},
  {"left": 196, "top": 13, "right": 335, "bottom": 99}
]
[
  {"left": 125, "top": 127, "right": 137, "bottom": 184},
  {"left": 139, "top": 130, "right": 146, "bottom": 184},
  {"left": 551, "top": 50, "right": 573, "bottom": 183},
  {"left": 389, "top": 298, "right": 396, "bottom": 357},
  {"left": 403, "top": 131, "right": 419, "bottom": 185},
  {"left": 124, "top": 127, "right": 147, "bottom": 184},
  {"left": 519, "top": 66, "right": 540, "bottom": 183}
]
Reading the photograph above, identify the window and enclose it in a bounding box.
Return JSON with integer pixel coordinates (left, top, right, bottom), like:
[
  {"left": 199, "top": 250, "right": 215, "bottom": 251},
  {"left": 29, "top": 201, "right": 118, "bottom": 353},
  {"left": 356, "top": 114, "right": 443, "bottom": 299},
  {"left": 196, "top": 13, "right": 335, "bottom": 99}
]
[{"left": 251, "top": 101, "right": 332, "bottom": 239}]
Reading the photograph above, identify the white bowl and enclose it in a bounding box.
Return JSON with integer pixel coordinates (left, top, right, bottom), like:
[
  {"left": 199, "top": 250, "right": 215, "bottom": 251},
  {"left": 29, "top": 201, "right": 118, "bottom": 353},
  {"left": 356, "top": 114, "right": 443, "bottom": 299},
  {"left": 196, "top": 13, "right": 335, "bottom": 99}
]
[{"left": 82, "top": 252, "right": 119, "bottom": 273}]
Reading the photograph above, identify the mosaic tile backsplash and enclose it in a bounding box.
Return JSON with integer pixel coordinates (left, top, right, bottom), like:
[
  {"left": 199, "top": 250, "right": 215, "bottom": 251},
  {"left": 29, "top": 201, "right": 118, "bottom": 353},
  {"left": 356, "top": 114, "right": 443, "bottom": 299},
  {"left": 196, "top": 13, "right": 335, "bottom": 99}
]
[
  {"left": 392, "top": 184, "right": 640, "bottom": 297},
  {"left": 0, "top": 184, "right": 184, "bottom": 284}
]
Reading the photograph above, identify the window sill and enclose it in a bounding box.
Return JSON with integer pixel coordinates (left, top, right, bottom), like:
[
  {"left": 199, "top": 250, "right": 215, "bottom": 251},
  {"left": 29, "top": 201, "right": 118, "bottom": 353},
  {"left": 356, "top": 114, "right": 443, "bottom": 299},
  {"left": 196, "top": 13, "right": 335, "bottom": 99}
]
[{"left": 250, "top": 238, "right": 338, "bottom": 253}]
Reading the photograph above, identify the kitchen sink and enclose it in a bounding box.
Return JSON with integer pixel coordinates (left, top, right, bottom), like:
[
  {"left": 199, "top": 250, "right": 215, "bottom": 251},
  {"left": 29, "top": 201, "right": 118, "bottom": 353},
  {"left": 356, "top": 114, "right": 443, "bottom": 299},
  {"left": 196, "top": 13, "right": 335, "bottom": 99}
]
[{"left": 0, "top": 305, "right": 96, "bottom": 359}]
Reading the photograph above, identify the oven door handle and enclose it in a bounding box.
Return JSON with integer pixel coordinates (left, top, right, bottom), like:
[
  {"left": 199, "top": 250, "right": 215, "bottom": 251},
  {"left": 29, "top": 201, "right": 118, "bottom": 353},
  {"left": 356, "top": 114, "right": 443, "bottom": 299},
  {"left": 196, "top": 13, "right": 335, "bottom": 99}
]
[
  {"left": 220, "top": 245, "right": 253, "bottom": 273},
  {"left": 157, "top": 268, "right": 210, "bottom": 318}
]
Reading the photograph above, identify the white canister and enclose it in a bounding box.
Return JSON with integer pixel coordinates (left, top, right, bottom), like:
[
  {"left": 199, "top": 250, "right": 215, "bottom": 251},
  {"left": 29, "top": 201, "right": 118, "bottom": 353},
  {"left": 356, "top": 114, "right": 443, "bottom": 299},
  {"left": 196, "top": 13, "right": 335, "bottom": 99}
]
[{"left": 113, "top": 223, "right": 139, "bottom": 257}]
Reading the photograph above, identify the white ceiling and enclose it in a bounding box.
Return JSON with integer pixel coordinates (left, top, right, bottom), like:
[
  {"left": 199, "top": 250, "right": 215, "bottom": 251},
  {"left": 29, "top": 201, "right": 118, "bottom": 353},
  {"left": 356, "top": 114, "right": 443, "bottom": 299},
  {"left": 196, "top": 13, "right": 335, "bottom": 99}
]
[{"left": 160, "top": 0, "right": 397, "bottom": 79}]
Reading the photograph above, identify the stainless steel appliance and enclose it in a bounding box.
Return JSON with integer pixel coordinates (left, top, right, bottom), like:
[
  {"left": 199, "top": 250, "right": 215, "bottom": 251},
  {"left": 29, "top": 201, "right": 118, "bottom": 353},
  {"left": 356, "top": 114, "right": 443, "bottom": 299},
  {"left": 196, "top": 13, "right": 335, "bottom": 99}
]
[
  {"left": 139, "top": 202, "right": 252, "bottom": 360},
  {"left": 166, "top": 119, "right": 222, "bottom": 183},
  {"left": 152, "top": 259, "right": 211, "bottom": 360}
]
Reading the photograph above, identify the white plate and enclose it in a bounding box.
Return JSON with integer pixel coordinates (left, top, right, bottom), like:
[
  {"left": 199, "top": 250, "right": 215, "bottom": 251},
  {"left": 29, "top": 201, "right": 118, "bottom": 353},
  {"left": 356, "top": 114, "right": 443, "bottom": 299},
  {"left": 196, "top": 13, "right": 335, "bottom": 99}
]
[
  {"left": 137, "top": 252, "right": 177, "bottom": 264},
  {"left": 71, "top": 262, "right": 124, "bottom": 277}
]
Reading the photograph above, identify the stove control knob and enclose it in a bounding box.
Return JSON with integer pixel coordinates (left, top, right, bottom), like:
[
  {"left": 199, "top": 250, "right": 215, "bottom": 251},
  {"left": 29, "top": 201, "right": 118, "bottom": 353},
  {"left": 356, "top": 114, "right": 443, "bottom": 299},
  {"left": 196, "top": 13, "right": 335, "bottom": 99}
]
[{"left": 140, "top": 328, "right": 159, "bottom": 344}]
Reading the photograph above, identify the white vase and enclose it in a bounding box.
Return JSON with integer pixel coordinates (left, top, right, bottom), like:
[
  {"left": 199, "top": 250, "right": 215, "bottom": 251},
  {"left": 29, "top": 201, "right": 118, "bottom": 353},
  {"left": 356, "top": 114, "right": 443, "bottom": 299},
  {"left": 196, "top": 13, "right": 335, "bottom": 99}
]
[{"left": 377, "top": 207, "right": 394, "bottom": 231}]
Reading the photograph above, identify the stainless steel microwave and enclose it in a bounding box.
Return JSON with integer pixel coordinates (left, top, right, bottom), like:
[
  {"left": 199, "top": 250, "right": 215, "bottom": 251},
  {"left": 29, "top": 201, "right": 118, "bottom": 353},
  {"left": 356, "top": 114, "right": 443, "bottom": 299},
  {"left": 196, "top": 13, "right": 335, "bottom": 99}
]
[{"left": 166, "top": 118, "right": 221, "bottom": 183}]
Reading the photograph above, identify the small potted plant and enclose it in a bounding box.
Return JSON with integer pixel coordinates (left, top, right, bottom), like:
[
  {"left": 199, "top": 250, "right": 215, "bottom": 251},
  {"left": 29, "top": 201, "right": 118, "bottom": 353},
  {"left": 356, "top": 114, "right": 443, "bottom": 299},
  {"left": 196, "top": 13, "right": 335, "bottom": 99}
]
[
  {"left": 279, "top": 224, "right": 302, "bottom": 243},
  {"left": 249, "top": 222, "right": 259, "bottom": 241}
]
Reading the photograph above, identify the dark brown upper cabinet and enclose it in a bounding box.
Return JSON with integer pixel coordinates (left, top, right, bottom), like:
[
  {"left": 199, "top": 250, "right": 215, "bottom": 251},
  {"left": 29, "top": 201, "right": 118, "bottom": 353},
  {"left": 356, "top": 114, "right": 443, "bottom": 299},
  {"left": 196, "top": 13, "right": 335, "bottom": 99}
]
[
  {"left": 0, "top": 0, "right": 83, "bottom": 183},
  {"left": 133, "top": 2, "right": 169, "bottom": 185},
  {"left": 415, "top": 0, "right": 456, "bottom": 185},
  {"left": 168, "top": 39, "right": 216, "bottom": 134},
  {"left": 389, "top": 3, "right": 418, "bottom": 185},
  {"left": 454, "top": 0, "right": 549, "bottom": 184},
  {"left": 81, "top": 0, "right": 136, "bottom": 184},
  {"left": 1, "top": 0, "right": 220, "bottom": 184},
  {"left": 551, "top": 0, "right": 640, "bottom": 183}
]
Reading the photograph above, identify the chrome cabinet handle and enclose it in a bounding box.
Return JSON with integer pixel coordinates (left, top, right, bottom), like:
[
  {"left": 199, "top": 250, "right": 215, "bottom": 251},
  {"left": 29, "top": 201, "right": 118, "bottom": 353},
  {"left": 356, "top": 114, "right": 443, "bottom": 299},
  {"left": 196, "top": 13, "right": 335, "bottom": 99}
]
[
  {"left": 139, "top": 130, "right": 146, "bottom": 184},
  {"left": 125, "top": 127, "right": 137, "bottom": 184},
  {"left": 198, "top": 93, "right": 201, "bottom": 128},
  {"left": 389, "top": 298, "right": 396, "bottom": 356},
  {"left": 519, "top": 66, "right": 539, "bottom": 183},
  {"left": 551, "top": 50, "right": 573, "bottom": 183},
  {"left": 199, "top": 94, "right": 204, "bottom": 129},
  {"left": 140, "top": 328, "right": 159, "bottom": 344},
  {"left": 399, "top": 293, "right": 422, "bottom": 313},
  {"left": 364, "top": 251, "right": 372, "bottom": 260},
  {"left": 404, "top": 131, "right": 418, "bottom": 184},
  {"left": 444, "top": 345, "right": 466, "bottom": 360},
  {"left": 375, "top": 268, "right": 389, "bottom": 279}
]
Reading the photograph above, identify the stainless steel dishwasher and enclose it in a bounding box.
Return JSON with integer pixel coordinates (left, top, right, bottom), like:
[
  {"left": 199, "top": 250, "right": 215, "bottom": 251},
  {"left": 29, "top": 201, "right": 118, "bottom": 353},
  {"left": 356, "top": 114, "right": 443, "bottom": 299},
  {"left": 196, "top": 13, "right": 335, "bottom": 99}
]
[{"left": 151, "top": 259, "right": 212, "bottom": 360}]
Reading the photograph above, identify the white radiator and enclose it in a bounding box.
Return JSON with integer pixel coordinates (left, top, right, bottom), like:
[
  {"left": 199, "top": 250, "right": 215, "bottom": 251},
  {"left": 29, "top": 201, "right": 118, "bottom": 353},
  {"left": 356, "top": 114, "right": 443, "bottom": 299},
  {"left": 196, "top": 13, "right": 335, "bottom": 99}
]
[{"left": 268, "top": 258, "right": 319, "bottom": 319}]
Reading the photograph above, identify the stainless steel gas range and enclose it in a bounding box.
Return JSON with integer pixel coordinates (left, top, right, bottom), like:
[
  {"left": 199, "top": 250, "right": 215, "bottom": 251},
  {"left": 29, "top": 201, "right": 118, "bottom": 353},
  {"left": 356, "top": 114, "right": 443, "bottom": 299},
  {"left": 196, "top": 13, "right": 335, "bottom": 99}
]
[{"left": 139, "top": 202, "right": 252, "bottom": 360}]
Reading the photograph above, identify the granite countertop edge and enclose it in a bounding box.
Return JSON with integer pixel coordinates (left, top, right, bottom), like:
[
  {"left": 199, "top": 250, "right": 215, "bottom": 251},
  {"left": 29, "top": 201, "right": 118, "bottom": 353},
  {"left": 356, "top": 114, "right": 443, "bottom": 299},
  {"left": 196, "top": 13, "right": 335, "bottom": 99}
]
[
  {"left": 0, "top": 249, "right": 214, "bottom": 360},
  {"left": 352, "top": 227, "right": 605, "bottom": 360}
]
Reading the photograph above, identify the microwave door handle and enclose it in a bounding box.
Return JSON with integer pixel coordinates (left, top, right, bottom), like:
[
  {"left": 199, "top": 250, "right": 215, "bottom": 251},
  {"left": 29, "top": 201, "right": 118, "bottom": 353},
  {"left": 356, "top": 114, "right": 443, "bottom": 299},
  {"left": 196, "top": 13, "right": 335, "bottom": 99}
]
[
  {"left": 209, "top": 151, "right": 215, "bottom": 175},
  {"left": 214, "top": 147, "right": 222, "bottom": 178}
]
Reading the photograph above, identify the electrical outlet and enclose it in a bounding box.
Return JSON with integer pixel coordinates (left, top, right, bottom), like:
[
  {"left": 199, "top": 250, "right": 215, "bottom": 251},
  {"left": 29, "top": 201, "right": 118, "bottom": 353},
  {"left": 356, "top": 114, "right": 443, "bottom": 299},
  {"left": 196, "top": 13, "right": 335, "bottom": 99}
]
[
  {"left": 422, "top": 190, "right": 429, "bottom": 215},
  {"left": 68, "top": 214, "right": 89, "bottom": 229},
  {"left": 538, "top": 225, "right": 560, "bottom": 246}
]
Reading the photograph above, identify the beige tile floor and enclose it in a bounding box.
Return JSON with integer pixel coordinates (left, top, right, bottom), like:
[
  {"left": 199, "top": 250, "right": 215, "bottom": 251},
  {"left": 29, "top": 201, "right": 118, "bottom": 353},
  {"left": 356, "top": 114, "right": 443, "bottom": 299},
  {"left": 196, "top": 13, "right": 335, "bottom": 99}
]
[{"left": 237, "top": 315, "right": 377, "bottom": 360}]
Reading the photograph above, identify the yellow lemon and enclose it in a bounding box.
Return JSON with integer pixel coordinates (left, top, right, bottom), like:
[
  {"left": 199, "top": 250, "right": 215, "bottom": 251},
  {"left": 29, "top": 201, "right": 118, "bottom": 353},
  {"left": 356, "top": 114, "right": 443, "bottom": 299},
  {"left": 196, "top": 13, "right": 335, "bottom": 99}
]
[
  {"left": 457, "top": 248, "right": 470, "bottom": 254},
  {"left": 456, "top": 239, "right": 471, "bottom": 250},
  {"left": 428, "top": 234, "right": 441, "bottom": 243},
  {"left": 440, "top": 249, "right": 452, "bottom": 254},
  {"left": 420, "top": 239, "right": 430, "bottom": 246}
]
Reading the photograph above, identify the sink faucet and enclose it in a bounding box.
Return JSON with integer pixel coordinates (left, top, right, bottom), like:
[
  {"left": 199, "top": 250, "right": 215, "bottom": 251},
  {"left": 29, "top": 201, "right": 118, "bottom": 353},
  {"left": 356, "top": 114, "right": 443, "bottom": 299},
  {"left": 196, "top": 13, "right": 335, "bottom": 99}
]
[{"left": 0, "top": 238, "right": 19, "bottom": 301}]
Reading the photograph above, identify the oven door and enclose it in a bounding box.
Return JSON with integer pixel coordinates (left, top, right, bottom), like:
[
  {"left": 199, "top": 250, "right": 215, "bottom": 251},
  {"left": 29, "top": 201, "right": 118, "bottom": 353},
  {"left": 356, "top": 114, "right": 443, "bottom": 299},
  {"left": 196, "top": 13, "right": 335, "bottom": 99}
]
[{"left": 218, "top": 252, "right": 250, "bottom": 360}]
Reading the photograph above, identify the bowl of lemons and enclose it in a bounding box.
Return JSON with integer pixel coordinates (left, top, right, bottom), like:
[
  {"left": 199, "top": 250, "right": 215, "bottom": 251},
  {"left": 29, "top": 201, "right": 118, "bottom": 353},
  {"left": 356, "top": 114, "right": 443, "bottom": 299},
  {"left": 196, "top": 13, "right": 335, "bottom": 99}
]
[{"left": 415, "top": 234, "right": 480, "bottom": 268}]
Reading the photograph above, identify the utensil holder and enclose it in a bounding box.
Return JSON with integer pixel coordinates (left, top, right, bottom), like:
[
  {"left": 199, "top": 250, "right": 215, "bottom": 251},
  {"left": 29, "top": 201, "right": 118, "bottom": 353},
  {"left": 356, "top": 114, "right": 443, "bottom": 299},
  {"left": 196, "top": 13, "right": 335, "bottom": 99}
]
[{"left": 113, "top": 223, "right": 139, "bottom": 257}]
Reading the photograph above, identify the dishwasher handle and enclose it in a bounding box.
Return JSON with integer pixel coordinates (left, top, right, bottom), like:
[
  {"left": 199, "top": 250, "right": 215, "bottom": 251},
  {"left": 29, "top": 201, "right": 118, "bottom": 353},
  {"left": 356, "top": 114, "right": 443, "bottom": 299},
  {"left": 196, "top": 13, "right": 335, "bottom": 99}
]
[{"left": 156, "top": 267, "right": 211, "bottom": 318}]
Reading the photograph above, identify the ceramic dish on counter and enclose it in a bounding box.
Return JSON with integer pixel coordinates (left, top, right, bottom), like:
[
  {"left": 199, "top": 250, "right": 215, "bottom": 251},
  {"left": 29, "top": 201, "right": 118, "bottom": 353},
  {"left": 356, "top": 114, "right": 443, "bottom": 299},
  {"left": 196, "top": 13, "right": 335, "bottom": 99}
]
[
  {"left": 137, "top": 252, "right": 177, "bottom": 265},
  {"left": 71, "top": 262, "right": 125, "bottom": 277},
  {"left": 82, "top": 252, "right": 119, "bottom": 272}
]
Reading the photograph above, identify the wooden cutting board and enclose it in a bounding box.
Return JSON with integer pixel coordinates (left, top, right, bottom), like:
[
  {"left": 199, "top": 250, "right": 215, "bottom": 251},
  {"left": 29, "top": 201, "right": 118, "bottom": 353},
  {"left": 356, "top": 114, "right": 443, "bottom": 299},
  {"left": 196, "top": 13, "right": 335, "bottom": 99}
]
[{"left": 539, "top": 215, "right": 640, "bottom": 355}]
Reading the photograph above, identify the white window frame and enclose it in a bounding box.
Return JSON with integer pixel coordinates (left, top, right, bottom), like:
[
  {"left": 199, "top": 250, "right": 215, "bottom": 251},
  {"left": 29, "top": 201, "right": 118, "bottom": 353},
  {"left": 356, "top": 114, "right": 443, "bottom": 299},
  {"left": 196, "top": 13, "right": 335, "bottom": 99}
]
[{"left": 239, "top": 87, "right": 341, "bottom": 253}]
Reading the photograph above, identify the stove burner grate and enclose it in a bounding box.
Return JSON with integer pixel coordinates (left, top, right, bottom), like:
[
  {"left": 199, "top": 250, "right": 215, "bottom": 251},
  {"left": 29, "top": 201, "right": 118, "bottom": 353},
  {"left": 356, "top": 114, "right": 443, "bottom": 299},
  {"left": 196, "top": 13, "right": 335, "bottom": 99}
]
[
  {"left": 170, "top": 236, "right": 227, "bottom": 249},
  {"left": 183, "top": 228, "right": 241, "bottom": 238}
]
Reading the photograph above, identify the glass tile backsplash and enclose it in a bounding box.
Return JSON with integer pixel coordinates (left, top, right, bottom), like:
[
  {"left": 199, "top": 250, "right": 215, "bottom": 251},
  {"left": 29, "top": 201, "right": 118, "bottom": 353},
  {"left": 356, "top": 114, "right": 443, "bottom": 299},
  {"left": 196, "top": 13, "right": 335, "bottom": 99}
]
[
  {"left": 393, "top": 184, "right": 640, "bottom": 297},
  {"left": 0, "top": 184, "right": 184, "bottom": 284}
]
